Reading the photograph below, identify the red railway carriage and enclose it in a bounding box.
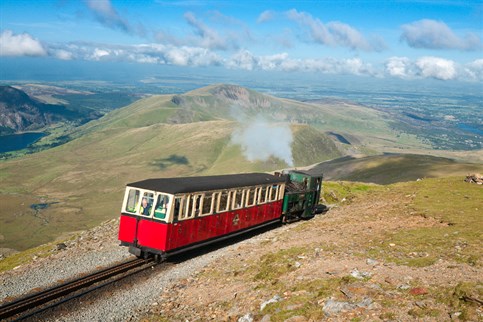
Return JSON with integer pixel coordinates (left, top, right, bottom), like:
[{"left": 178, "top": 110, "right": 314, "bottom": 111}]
[{"left": 118, "top": 173, "right": 287, "bottom": 259}]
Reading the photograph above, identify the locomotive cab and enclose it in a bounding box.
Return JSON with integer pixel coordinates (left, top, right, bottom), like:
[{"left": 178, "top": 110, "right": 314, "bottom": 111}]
[{"left": 282, "top": 170, "right": 323, "bottom": 222}]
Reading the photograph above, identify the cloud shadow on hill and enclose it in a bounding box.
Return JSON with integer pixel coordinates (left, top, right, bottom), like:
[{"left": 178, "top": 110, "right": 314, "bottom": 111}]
[{"left": 151, "top": 154, "right": 189, "bottom": 170}]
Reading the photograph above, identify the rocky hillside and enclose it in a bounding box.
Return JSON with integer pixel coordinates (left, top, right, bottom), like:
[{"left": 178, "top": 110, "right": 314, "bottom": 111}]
[
  {"left": 142, "top": 177, "right": 482, "bottom": 321},
  {"left": 0, "top": 86, "right": 97, "bottom": 135}
]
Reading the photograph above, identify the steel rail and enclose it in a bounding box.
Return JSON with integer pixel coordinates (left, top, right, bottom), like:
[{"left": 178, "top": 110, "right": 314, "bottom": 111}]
[{"left": 0, "top": 257, "right": 150, "bottom": 320}]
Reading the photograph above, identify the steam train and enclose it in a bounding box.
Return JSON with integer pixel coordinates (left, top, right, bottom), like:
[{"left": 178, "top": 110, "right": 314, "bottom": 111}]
[{"left": 118, "top": 170, "right": 324, "bottom": 261}]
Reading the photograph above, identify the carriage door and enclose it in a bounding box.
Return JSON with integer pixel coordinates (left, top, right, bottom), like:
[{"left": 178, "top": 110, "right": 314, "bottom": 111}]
[
  {"left": 120, "top": 188, "right": 141, "bottom": 245},
  {"left": 139, "top": 192, "right": 155, "bottom": 245}
]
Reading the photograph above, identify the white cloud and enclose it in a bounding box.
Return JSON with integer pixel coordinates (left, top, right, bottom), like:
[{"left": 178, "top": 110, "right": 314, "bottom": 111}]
[
  {"left": 415, "top": 56, "right": 457, "bottom": 80},
  {"left": 7, "top": 31, "right": 479, "bottom": 83},
  {"left": 90, "top": 48, "right": 110, "bottom": 60},
  {"left": 53, "top": 49, "right": 74, "bottom": 60},
  {"left": 184, "top": 12, "right": 231, "bottom": 50},
  {"left": 385, "top": 56, "right": 459, "bottom": 81},
  {"left": 461, "top": 59, "right": 483, "bottom": 81},
  {"left": 225, "top": 49, "right": 377, "bottom": 77},
  {"left": 326, "top": 21, "right": 374, "bottom": 51},
  {"left": 257, "top": 10, "right": 275, "bottom": 23},
  {"left": 0, "top": 30, "right": 47, "bottom": 56},
  {"left": 50, "top": 42, "right": 223, "bottom": 67},
  {"left": 84, "top": 0, "right": 144, "bottom": 36},
  {"left": 226, "top": 50, "right": 257, "bottom": 70},
  {"left": 155, "top": 12, "right": 244, "bottom": 51},
  {"left": 285, "top": 9, "right": 383, "bottom": 51},
  {"left": 385, "top": 57, "right": 413, "bottom": 78},
  {"left": 401, "top": 19, "right": 481, "bottom": 51}
]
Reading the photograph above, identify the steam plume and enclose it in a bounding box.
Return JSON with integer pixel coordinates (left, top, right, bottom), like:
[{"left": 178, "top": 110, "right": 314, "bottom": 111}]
[{"left": 230, "top": 107, "right": 294, "bottom": 166}]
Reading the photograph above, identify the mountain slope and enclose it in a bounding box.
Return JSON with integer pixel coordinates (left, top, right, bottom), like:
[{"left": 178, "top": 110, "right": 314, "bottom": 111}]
[
  {"left": 0, "top": 84, "right": 475, "bottom": 253},
  {"left": 311, "top": 154, "right": 483, "bottom": 184},
  {"left": 0, "top": 84, "right": 346, "bottom": 251},
  {"left": 0, "top": 86, "right": 100, "bottom": 135}
]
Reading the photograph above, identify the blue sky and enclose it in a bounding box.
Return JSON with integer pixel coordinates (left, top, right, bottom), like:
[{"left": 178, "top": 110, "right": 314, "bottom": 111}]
[{"left": 1, "top": 0, "right": 482, "bottom": 82}]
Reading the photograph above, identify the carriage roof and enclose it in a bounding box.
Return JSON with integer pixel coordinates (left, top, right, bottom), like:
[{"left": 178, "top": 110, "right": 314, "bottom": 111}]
[{"left": 127, "top": 173, "right": 287, "bottom": 194}]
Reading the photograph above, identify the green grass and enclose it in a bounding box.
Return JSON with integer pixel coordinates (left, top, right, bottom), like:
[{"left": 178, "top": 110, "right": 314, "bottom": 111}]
[
  {"left": 291, "top": 125, "right": 343, "bottom": 165},
  {"left": 362, "top": 177, "right": 483, "bottom": 267},
  {"left": 253, "top": 246, "right": 310, "bottom": 285},
  {"left": 322, "top": 181, "right": 380, "bottom": 204},
  {"left": 0, "top": 244, "right": 53, "bottom": 273},
  {"left": 433, "top": 282, "right": 483, "bottom": 321}
]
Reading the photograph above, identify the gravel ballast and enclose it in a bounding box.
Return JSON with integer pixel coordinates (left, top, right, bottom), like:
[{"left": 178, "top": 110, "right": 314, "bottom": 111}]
[{"left": 0, "top": 218, "right": 285, "bottom": 321}]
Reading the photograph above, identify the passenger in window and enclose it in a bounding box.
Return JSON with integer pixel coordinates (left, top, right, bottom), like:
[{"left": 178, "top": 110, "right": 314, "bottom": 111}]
[
  {"left": 139, "top": 197, "right": 151, "bottom": 216},
  {"left": 154, "top": 196, "right": 169, "bottom": 219}
]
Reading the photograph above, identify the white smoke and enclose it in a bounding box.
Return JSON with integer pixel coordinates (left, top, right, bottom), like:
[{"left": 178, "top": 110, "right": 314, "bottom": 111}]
[{"left": 230, "top": 107, "right": 294, "bottom": 166}]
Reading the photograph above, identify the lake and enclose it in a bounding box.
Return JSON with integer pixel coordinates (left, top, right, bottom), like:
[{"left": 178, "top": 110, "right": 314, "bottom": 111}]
[
  {"left": 457, "top": 124, "right": 483, "bottom": 136},
  {"left": 0, "top": 132, "right": 46, "bottom": 153}
]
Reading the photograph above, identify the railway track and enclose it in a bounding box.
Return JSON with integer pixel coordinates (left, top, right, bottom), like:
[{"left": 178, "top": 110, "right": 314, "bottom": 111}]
[{"left": 0, "top": 257, "right": 152, "bottom": 320}]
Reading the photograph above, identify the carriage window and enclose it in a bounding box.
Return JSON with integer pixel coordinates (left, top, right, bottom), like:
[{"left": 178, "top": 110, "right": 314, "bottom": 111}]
[
  {"left": 201, "top": 193, "right": 213, "bottom": 215},
  {"left": 278, "top": 184, "right": 284, "bottom": 200},
  {"left": 174, "top": 196, "right": 185, "bottom": 221},
  {"left": 217, "top": 191, "right": 230, "bottom": 212},
  {"left": 232, "top": 189, "right": 244, "bottom": 210},
  {"left": 139, "top": 192, "right": 154, "bottom": 217},
  {"left": 246, "top": 189, "right": 256, "bottom": 206},
  {"left": 154, "top": 194, "right": 171, "bottom": 220},
  {"left": 270, "top": 185, "right": 279, "bottom": 201},
  {"left": 191, "top": 194, "right": 202, "bottom": 217},
  {"left": 258, "top": 186, "right": 267, "bottom": 204},
  {"left": 125, "top": 188, "right": 140, "bottom": 213}
]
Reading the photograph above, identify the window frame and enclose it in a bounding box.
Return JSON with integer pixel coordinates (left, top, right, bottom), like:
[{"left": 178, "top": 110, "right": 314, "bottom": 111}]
[
  {"left": 258, "top": 186, "right": 268, "bottom": 204},
  {"left": 269, "top": 185, "right": 279, "bottom": 201},
  {"left": 180, "top": 194, "right": 191, "bottom": 220},
  {"left": 139, "top": 191, "right": 155, "bottom": 217},
  {"left": 190, "top": 194, "right": 201, "bottom": 217},
  {"left": 245, "top": 188, "right": 256, "bottom": 207},
  {"left": 231, "top": 189, "right": 245, "bottom": 210},
  {"left": 200, "top": 192, "right": 214, "bottom": 216},
  {"left": 123, "top": 187, "right": 141, "bottom": 214},
  {"left": 152, "top": 192, "right": 172, "bottom": 222},
  {"left": 173, "top": 195, "right": 187, "bottom": 222},
  {"left": 217, "top": 190, "right": 231, "bottom": 213},
  {"left": 277, "top": 184, "right": 285, "bottom": 200}
]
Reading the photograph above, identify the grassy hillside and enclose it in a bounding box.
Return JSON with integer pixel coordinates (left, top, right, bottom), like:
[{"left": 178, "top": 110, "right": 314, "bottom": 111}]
[
  {"left": 311, "top": 154, "right": 482, "bottom": 184},
  {"left": 141, "top": 176, "right": 482, "bottom": 321},
  {"left": 0, "top": 84, "right": 347, "bottom": 252},
  {"left": 0, "top": 84, "right": 477, "bottom": 253}
]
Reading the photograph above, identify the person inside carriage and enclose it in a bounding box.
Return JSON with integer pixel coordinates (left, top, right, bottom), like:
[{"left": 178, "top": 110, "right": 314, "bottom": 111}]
[
  {"left": 154, "top": 194, "right": 170, "bottom": 219},
  {"left": 139, "top": 197, "right": 151, "bottom": 216}
]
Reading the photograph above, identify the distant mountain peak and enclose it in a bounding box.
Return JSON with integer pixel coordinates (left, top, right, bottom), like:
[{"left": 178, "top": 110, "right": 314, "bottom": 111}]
[
  {"left": 0, "top": 85, "right": 38, "bottom": 106},
  {"left": 180, "top": 83, "right": 273, "bottom": 111}
]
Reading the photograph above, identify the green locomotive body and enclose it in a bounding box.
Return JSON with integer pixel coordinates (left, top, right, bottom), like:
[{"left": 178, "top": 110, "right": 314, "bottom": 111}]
[{"left": 282, "top": 170, "right": 323, "bottom": 222}]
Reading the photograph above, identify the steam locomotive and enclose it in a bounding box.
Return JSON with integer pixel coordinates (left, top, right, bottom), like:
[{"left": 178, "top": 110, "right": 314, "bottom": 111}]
[{"left": 118, "top": 170, "right": 324, "bottom": 261}]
